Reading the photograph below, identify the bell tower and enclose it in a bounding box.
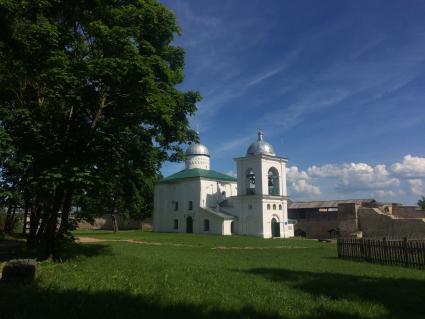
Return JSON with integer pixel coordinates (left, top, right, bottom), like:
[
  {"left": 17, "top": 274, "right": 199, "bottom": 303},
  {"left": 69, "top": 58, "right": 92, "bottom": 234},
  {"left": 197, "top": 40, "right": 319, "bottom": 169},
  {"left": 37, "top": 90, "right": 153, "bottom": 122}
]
[
  {"left": 234, "top": 131, "right": 292, "bottom": 238},
  {"left": 235, "top": 131, "right": 287, "bottom": 197}
]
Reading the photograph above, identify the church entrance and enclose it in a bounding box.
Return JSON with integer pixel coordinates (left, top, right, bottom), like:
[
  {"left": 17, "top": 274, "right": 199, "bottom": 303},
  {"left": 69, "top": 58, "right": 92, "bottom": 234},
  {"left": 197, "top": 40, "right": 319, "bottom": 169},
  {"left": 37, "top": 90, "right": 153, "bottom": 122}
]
[
  {"left": 186, "top": 216, "right": 193, "bottom": 233},
  {"left": 271, "top": 218, "right": 280, "bottom": 238}
]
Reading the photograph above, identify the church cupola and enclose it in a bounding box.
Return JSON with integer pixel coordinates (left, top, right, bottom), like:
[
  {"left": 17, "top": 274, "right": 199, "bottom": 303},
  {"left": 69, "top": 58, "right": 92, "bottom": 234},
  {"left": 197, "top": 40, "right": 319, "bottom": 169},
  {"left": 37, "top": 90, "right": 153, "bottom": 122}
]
[
  {"left": 235, "top": 131, "right": 287, "bottom": 197},
  {"left": 246, "top": 130, "right": 276, "bottom": 156},
  {"left": 185, "top": 143, "right": 210, "bottom": 170}
]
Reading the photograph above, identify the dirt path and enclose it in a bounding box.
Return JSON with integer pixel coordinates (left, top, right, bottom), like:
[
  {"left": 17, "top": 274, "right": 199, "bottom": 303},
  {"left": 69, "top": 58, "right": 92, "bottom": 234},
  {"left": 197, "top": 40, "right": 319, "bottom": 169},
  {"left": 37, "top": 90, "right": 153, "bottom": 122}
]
[
  {"left": 76, "top": 237, "right": 193, "bottom": 247},
  {"left": 76, "top": 236, "right": 311, "bottom": 250}
]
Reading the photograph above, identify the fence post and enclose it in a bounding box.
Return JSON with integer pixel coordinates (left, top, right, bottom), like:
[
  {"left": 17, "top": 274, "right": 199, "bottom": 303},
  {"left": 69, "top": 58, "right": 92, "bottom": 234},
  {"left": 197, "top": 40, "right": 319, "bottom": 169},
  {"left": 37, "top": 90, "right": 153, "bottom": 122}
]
[
  {"left": 383, "top": 237, "right": 387, "bottom": 265},
  {"left": 360, "top": 238, "right": 364, "bottom": 260},
  {"left": 403, "top": 237, "right": 408, "bottom": 267}
]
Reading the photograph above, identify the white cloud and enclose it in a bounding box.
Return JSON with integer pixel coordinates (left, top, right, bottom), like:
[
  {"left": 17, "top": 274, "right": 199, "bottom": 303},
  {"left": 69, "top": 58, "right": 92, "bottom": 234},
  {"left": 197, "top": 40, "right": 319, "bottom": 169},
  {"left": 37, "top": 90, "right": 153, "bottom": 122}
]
[
  {"left": 374, "top": 190, "right": 397, "bottom": 198},
  {"left": 291, "top": 179, "right": 321, "bottom": 195},
  {"left": 308, "top": 162, "right": 400, "bottom": 193},
  {"left": 286, "top": 166, "right": 320, "bottom": 195},
  {"left": 407, "top": 179, "right": 424, "bottom": 195},
  {"left": 391, "top": 155, "right": 425, "bottom": 178}
]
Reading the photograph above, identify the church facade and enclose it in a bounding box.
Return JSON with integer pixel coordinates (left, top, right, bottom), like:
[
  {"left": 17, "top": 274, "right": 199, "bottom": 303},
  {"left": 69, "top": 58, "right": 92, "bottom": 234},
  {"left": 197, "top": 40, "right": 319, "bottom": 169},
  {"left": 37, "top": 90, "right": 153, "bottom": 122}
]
[{"left": 153, "top": 131, "right": 294, "bottom": 238}]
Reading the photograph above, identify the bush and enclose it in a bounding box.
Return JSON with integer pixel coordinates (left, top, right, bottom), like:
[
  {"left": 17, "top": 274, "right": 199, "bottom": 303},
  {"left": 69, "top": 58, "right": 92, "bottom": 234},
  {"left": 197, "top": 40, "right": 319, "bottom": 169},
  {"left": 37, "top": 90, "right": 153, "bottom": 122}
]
[{"left": 0, "top": 210, "right": 24, "bottom": 234}]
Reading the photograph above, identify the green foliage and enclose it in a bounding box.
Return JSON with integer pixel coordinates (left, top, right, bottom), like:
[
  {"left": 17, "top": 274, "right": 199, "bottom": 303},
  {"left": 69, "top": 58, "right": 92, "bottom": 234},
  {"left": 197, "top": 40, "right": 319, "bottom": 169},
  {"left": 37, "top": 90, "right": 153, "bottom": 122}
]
[
  {"left": 0, "top": 0, "right": 200, "bottom": 251},
  {"left": 418, "top": 196, "right": 425, "bottom": 210}
]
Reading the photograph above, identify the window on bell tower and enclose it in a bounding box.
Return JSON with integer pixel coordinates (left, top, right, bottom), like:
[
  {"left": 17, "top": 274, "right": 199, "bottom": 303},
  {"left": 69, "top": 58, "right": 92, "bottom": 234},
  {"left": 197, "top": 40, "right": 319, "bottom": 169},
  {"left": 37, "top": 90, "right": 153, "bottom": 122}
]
[
  {"left": 268, "top": 167, "right": 280, "bottom": 196},
  {"left": 246, "top": 168, "right": 256, "bottom": 195}
]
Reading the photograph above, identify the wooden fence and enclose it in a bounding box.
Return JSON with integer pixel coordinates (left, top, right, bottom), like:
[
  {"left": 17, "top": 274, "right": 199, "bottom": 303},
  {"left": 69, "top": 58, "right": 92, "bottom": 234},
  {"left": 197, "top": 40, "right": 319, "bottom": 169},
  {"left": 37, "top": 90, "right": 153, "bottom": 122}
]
[{"left": 337, "top": 237, "right": 425, "bottom": 268}]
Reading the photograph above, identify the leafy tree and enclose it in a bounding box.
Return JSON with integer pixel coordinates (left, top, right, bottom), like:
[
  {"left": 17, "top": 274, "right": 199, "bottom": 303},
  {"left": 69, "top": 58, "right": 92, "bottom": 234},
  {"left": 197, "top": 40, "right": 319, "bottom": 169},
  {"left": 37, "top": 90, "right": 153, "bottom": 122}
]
[
  {"left": 0, "top": 0, "right": 200, "bottom": 258},
  {"left": 418, "top": 196, "right": 425, "bottom": 210}
]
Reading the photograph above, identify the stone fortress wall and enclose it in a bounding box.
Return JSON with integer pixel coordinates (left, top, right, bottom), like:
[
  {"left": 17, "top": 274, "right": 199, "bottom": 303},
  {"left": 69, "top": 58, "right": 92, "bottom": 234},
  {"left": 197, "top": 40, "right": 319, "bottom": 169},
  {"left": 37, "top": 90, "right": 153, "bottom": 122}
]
[
  {"left": 77, "top": 215, "right": 152, "bottom": 231},
  {"left": 291, "top": 201, "right": 425, "bottom": 239}
]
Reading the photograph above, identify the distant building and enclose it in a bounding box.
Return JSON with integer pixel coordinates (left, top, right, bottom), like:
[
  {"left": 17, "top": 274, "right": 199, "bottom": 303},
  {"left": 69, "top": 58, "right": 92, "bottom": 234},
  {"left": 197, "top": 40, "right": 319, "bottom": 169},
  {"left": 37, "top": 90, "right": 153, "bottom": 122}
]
[
  {"left": 288, "top": 199, "right": 376, "bottom": 238},
  {"left": 153, "top": 131, "right": 294, "bottom": 238},
  {"left": 288, "top": 199, "right": 425, "bottom": 239}
]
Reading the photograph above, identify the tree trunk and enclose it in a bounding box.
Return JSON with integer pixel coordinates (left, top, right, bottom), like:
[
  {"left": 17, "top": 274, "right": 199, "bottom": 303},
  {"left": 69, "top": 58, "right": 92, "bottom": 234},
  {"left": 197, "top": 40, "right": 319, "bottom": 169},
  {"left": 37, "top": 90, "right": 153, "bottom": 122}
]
[
  {"left": 3, "top": 204, "right": 13, "bottom": 233},
  {"left": 27, "top": 201, "right": 42, "bottom": 248},
  {"left": 45, "top": 186, "right": 65, "bottom": 259},
  {"left": 22, "top": 202, "right": 29, "bottom": 235},
  {"left": 112, "top": 214, "right": 118, "bottom": 233},
  {"left": 37, "top": 210, "right": 49, "bottom": 240},
  {"left": 58, "top": 188, "right": 74, "bottom": 235},
  {"left": 9, "top": 205, "right": 17, "bottom": 232}
]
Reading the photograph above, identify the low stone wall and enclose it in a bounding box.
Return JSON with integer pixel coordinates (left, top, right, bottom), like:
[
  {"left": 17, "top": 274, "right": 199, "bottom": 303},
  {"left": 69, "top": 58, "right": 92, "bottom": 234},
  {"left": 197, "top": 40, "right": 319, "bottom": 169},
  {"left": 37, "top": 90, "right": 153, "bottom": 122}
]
[
  {"left": 294, "top": 204, "right": 425, "bottom": 239},
  {"left": 337, "top": 203, "right": 359, "bottom": 237},
  {"left": 77, "top": 215, "right": 152, "bottom": 231},
  {"left": 293, "top": 219, "right": 339, "bottom": 239},
  {"left": 358, "top": 208, "right": 425, "bottom": 239},
  {"left": 392, "top": 206, "right": 425, "bottom": 219}
]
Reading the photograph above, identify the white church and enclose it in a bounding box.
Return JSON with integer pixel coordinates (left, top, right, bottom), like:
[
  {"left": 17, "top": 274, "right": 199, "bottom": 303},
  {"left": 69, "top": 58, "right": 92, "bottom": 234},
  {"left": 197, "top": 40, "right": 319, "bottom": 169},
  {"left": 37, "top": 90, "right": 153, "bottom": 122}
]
[{"left": 153, "top": 131, "right": 294, "bottom": 238}]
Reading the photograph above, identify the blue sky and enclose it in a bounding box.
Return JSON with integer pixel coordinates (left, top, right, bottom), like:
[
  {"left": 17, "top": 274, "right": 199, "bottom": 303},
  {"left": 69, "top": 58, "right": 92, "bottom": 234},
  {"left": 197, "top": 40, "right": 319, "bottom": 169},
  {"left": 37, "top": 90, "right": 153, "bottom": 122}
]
[{"left": 160, "top": 0, "right": 425, "bottom": 205}]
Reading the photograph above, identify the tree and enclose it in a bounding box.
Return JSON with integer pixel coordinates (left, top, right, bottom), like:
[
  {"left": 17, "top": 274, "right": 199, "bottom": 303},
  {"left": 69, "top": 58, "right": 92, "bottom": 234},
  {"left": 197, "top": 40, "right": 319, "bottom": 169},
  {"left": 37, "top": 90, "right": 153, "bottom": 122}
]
[
  {"left": 0, "top": 0, "right": 200, "bottom": 258},
  {"left": 418, "top": 196, "right": 425, "bottom": 210}
]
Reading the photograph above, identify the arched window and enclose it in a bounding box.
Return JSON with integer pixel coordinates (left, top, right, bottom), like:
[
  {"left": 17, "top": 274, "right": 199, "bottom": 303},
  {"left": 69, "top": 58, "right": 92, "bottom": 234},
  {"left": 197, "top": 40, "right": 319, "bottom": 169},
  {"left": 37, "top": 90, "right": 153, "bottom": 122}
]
[
  {"left": 268, "top": 167, "right": 280, "bottom": 196},
  {"left": 188, "top": 201, "right": 193, "bottom": 210},
  {"left": 173, "top": 219, "right": 178, "bottom": 230},
  {"left": 267, "top": 204, "right": 271, "bottom": 210},
  {"left": 246, "top": 168, "right": 256, "bottom": 195},
  {"left": 273, "top": 204, "right": 276, "bottom": 210},
  {"left": 174, "top": 201, "right": 179, "bottom": 211},
  {"left": 279, "top": 204, "right": 282, "bottom": 210},
  {"left": 204, "top": 219, "right": 210, "bottom": 231}
]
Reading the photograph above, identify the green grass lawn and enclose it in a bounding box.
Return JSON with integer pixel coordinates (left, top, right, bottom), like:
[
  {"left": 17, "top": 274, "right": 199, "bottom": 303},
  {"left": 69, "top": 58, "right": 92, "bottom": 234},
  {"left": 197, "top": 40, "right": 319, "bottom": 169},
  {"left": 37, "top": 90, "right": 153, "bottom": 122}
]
[{"left": 1, "top": 230, "right": 425, "bottom": 319}]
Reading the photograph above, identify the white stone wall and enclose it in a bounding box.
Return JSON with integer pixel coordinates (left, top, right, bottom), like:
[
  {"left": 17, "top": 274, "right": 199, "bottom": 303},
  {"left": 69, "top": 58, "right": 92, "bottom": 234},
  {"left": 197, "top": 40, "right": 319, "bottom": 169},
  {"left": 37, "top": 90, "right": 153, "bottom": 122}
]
[
  {"left": 153, "top": 179, "right": 201, "bottom": 233},
  {"left": 196, "top": 209, "right": 225, "bottom": 235},
  {"left": 185, "top": 155, "right": 210, "bottom": 170},
  {"left": 154, "top": 178, "right": 237, "bottom": 234},
  {"left": 199, "top": 179, "right": 237, "bottom": 208}
]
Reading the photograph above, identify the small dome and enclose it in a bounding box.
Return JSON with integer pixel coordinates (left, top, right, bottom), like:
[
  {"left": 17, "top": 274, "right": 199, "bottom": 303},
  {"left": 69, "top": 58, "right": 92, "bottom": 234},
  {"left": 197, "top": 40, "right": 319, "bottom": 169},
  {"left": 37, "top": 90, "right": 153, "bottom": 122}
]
[
  {"left": 186, "top": 143, "right": 210, "bottom": 157},
  {"left": 246, "top": 131, "right": 276, "bottom": 156}
]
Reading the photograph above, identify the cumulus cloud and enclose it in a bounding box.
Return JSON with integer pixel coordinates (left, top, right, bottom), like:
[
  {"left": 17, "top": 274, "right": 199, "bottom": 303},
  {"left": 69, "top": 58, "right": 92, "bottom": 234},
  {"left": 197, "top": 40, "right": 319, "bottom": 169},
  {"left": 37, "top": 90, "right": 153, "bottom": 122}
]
[
  {"left": 308, "top": 162, "right": 399, "bottom": 192},
  {"left": 407, "top": 179, "right": 424, "bottom": 195},
  {"left": 391, "top": 155, "right": 425, "bottom": 177},
  {"left": 291, "top": 179, "right": 321, "bottom": 195},
  {"left": 286, "top": 166, "right": 320, "bottom": 195}
]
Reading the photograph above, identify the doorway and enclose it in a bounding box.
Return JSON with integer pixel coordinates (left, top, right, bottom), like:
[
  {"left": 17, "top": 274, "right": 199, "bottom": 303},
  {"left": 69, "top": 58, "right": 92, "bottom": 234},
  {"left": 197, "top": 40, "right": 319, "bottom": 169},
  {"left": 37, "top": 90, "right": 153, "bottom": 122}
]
[
  {"left": 271, "top": 218, "right": 280, "bottom": 238},
  {"left": 186, "top": 216, "right": 193, "bottom": 233}
]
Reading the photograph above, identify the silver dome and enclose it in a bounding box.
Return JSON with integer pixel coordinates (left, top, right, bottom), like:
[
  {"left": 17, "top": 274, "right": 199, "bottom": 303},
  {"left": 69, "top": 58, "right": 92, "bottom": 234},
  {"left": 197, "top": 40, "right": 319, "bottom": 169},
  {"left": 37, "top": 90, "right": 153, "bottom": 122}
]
[
  {"left": 246, "top": 131, "right": 276, "bottom": 156},
  {"left": 186, "top": 143, "right": 210, "bottom": 157}
]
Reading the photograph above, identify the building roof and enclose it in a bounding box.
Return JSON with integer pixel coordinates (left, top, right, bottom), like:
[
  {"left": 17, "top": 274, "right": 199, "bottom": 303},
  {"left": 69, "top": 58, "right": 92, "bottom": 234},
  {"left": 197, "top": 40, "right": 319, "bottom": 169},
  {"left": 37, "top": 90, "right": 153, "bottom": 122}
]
[
  {"left": 246, "top": 130, "right": 276, "bottom": 156},
  {"left": 201, "top": 207, "right": 236, "bottom": 220},
  {"left": 289, "top": 199, "right": 375, "bottom": 209},
  {"left": 158, "top": 168, "right": 237, "bottom": 183},
  {"left": 185, "top": 143, "right": 210, "bottom": 157}
]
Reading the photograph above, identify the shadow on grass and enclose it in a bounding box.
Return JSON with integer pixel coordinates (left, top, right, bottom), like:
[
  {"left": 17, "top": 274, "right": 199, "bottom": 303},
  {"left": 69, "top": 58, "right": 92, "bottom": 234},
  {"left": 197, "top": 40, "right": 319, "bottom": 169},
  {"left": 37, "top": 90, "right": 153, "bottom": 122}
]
[
  {"left": 0, "top": 239, "right": 112, "bottom": 262},
  {"left": 244, "top": 267, "right": 425, "bottom": 319},
  {"left": 0, "top": 283, "right": 277, "bottom": 319},
  {"left": 0, "top": 282, "right": 369, "bottom": 319}
]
